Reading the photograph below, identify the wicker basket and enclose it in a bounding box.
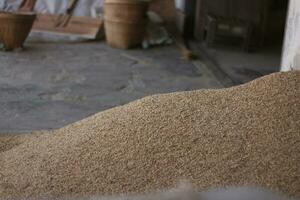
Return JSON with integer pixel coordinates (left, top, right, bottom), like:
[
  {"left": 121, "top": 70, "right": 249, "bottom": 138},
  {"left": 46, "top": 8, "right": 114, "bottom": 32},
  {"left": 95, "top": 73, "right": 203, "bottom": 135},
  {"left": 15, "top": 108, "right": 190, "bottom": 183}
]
[
  {"left": 0, "top": 11, "right": 36, "bottom": 51},
  {"left": 104, "top": 0, "right": 149, "bottom": 49}
]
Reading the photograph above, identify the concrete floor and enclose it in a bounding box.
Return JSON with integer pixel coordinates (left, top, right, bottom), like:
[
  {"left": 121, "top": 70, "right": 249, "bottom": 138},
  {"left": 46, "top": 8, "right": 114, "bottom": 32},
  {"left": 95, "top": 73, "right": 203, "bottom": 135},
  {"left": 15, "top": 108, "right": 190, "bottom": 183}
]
[
  {"left": 0, "top": 33, "right": 283, "bottom": 133},
  {"left": 0, "top": 34, "right": 223, "bottom": 133},
  {"left": 193, "top": 43, "right": 282, "bottom": 85}
]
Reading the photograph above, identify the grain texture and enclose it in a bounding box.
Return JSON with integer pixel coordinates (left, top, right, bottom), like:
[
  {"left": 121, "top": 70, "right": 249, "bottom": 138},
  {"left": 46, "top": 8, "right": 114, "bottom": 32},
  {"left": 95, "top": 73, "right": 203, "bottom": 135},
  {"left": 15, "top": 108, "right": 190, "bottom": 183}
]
[{"left": 0, "top": 71, "right": 299, "bottom": 199}]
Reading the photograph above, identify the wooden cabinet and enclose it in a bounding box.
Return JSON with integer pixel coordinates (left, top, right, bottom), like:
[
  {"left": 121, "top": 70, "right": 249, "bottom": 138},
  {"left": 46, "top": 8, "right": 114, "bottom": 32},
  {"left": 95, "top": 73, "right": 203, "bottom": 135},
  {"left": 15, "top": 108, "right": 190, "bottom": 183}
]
[{"left": 194, "top": 0, "right": 272, "bottom": 46}]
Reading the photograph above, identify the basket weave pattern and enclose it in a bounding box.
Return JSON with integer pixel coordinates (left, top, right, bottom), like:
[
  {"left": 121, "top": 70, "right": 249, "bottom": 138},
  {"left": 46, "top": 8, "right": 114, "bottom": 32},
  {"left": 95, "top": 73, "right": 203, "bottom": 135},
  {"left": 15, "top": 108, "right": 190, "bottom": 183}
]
[
  {"left": 0, "top": 12, "right": 36, "bottom": 50},
  {"left": 104, "top": 0, "right": 149, "bottom": 49}
]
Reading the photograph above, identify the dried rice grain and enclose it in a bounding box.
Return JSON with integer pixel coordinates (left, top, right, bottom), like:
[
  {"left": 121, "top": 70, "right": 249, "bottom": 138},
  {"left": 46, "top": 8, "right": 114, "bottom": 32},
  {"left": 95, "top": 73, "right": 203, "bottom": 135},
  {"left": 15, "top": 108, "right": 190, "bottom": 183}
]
[{"left": 0, "top": 71, "right": 299, "bottom": 199}]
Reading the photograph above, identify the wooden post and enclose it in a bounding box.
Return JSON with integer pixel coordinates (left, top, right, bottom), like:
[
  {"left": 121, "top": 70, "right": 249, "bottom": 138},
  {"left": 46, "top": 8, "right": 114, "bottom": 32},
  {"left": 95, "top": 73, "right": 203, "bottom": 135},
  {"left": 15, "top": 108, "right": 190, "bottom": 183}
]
[{"left": 194, "top": 0, "right": 206, "bottom": 42}]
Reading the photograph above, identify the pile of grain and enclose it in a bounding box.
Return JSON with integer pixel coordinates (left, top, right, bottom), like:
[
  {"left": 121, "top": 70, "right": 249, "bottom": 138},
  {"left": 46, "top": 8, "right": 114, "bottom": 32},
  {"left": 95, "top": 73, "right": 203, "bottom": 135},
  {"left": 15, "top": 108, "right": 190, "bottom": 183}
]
[{"left": 0, "top": 71, "right": 299, "bottom": 199}]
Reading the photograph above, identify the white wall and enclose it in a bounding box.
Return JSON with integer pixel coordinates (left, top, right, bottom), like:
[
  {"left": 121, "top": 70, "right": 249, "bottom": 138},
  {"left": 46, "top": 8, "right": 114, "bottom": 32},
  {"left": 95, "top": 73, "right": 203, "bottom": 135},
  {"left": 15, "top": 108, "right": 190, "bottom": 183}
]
[{"left": 281, "top": 0, "right": 300, "bottom": 71}]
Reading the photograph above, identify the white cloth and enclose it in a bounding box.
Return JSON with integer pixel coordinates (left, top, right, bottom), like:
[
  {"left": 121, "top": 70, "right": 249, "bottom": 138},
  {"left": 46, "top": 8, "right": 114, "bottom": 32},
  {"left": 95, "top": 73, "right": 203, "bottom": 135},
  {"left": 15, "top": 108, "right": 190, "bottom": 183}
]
[{"left": 1, "top": 0, "right": 104, "bottom": 17}]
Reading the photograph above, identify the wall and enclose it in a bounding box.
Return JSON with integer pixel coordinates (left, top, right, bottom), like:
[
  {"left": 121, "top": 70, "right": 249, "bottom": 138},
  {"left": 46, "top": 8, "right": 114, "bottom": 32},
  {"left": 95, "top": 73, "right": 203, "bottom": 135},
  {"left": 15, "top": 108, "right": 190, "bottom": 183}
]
[{"left": 281, "top": 0, "right": 300, "bottom": 71}]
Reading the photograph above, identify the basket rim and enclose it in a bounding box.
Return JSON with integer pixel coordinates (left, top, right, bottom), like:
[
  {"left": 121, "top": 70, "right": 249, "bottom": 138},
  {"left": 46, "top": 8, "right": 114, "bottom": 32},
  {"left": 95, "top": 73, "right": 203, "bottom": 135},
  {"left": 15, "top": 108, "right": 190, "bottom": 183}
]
[
  {"left": 104, "top": 18, "right": 147, "bottom": 24},
  {"left": 105, "top": 0, "right": 149, "bottom": 6},
  {"left": 0, "top": 11, "right": 36, "bottom": 18}
]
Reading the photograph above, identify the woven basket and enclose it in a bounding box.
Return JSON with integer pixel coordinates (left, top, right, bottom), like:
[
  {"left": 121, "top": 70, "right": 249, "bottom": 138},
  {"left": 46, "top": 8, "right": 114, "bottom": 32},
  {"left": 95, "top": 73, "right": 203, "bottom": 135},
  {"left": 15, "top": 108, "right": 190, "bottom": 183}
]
[
  {"left": 104, "top": 0, "right": 149, "bottom": 49},
  {"left": 0, "top": 11, "right": 36, "bottom": 50}
]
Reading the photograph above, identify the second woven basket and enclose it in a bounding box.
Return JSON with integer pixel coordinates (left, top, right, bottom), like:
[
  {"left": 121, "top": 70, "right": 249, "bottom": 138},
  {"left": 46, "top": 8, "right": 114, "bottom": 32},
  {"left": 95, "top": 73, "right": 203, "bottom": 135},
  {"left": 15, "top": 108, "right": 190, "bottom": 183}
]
[{"left": 104, "top": 0, "right": 149, "bottom": 49}]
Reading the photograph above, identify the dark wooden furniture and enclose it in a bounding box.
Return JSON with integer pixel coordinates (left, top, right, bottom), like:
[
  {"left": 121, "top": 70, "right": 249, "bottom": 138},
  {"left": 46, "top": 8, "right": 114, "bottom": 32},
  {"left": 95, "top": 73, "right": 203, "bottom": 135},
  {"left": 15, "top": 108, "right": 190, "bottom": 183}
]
[
  {"left": 194, "top": 0, "right": 271, "bottom": 48},
  {"left": 205, "top": 15, "right": 253, "bottom": 51}
]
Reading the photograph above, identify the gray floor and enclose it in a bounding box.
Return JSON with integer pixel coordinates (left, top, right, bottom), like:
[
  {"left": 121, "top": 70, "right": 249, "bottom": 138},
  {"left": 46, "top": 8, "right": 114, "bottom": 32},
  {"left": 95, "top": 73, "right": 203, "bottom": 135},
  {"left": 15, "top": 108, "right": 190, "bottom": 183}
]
[
  {"left": 193, "top": 43, "right": 282, "bottom": 85},
  {"left": 0, "top": 34, "right": 223, "bottom": 133},
  {"left": 0, "top": 34, "right": 282, "bottom": 133}
]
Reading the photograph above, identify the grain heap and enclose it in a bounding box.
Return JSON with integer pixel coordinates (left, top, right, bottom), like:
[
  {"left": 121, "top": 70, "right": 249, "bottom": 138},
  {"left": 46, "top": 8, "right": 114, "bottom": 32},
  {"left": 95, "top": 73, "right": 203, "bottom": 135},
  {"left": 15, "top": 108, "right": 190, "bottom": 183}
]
[{"left": 0, "top": 71, "right": 299, "bottom": 199}]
